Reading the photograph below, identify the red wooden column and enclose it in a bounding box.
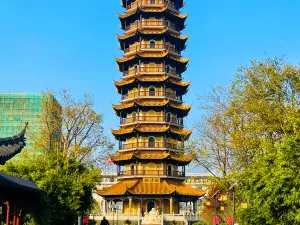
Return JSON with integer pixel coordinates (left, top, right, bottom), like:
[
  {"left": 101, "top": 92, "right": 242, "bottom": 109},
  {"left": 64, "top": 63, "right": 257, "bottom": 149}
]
[
  {"left": 13, "top": 204, "right": 17, "bottom": 225},
  {"left": 5, "top": 201, "right": 10, "bottom": 225}
]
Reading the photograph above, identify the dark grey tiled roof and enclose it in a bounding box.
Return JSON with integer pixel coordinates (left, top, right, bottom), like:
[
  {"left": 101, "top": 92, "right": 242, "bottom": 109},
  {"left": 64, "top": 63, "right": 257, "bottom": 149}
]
[
  {"left": 0, "top": 172, "right": 40, "bottom": 192},
  {"left": 0, "top": 123, "right": 27, "bottom": 165}
]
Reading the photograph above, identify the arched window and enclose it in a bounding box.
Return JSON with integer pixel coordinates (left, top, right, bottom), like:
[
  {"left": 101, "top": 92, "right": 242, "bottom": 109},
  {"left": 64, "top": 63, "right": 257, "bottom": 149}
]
[
  {"left": 148, "top": 62, "right": 156, "bottom": 73},
  {"left": 130, "top": 164, "right": 135, "bottom": 175},
  {"left": 149, "top": 86, "right": 155, "bottom": 96},
  {"left": 167, "top": 165, "right": 172, "bottom": 176},
  {"left": 166, "top": 112, "right": 171, "bottom": 122},
  {"left": 148, "top": 136, "right": 155, "bottom": 148},
  {"left": 148, "top": 110, "right": 155, "bottom": 121},
  {"left": 166, "top": 65, "right": 171, "bottom": 73},
  {"left": 150, "top": 0, "right": 155, "bottom": 5},
  {"left": 166, "top": 20, "right": 170, "bottom": 27},
  {"left": 149, "top": 40, "right": 156, "bottom": 49},
  {"left": 132, "top": 111, "right": 137, "bottom": 122},
  {"left": 147, "top": 201, "right": 155, "bottom": 212},
  {"left": 133, "top": 64, "right": 138, "bottom": 73}
]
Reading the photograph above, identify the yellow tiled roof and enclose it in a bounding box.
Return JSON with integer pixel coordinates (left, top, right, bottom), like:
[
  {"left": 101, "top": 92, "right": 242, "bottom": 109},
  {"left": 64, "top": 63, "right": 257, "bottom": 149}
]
[
  {"left": 110, "top": 151, "right": 192, "bottom": 163},
  {"left": 117, "top": 30, "right": 188, "bottom": 41},
  {"left": 118, "top": 6, "right": 187, "bottom": 20},
  {"left": 111, "top": 125, "right": 192, "bottom": 138},
  {"left": 97, "top": 179, "right": 205, "bottom": 197},
  {"left": 112, "top": 100, "right": 191, "bottom": 112},
  {"left": 114, "top": 76, "right": 190, "bottom": 88}
]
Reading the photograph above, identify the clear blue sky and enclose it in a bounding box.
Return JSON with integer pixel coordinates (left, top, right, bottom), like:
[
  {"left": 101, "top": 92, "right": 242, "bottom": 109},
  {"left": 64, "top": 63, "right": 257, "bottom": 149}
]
[{"left": 1, "top": 0, "right": 300, "bottom": 149}]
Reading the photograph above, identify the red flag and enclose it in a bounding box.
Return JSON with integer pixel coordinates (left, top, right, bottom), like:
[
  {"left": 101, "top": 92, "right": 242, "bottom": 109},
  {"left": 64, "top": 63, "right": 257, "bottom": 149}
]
[
  {"left": 213, "top": 216, "right": 220, "bottom": 224},
  {"left": 226, "top": 216, "right": 233, "bottom": 225}
]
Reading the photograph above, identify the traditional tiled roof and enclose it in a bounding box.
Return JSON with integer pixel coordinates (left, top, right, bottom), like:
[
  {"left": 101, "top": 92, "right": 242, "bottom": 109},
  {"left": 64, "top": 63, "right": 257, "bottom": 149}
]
[
  {"left": 118, "top": 7, "right": 188, "bottom": 21},
  {"left": 111, "top": 125, "right": 192, "bottom": 138},
  {"left": 0, "top": 172, "right": 40, "bottom": 192},
  {"left": 97, "top": 179, "right": 205, "bottom": 197},
  {"left": 114, "top": 76, "right": 190, "bottom": 88},
  {"left": 112, "top": 99, "right": 191, "bottom": 112},
  {"left": 110, "top": 151, "right": 192, "bottom": 164},
  {"left": 115, "top": 54, "right": 189, "bottom": 65},
  {"left": 117, "top": 30, "right": 188, "bottom": 41},
  {"left": 0, "top": 123, "right": 27, "bottom": 165}
]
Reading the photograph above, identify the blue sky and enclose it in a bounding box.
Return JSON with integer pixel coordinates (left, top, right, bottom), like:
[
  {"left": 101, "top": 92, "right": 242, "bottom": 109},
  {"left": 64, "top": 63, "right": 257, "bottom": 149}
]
[{"left": 1, "top": 0, "right": 300, "bottom": 156}]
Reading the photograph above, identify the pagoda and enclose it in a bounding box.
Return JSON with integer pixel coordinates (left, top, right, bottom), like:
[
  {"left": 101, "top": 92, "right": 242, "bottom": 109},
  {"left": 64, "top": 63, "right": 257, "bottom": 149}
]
[{"left": 97, "top": 0, "right": 205, "bottom": 218}]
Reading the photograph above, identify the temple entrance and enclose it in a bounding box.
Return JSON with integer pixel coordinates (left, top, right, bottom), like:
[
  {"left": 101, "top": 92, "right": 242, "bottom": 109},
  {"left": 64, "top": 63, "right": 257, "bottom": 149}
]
[{"left": 147, "top": 201, "right": 155, "bottom": 212}]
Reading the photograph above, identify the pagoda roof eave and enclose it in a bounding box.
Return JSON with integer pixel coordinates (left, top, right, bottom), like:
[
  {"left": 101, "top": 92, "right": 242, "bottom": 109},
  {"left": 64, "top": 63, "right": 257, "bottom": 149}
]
[
  {"left": 97, "top": 179, "right": 205, "bottom": 197},
  {"left": 115, "top": 54, "right": 189, "bottom": 68},
  {"left": 117, "top": 30, "right": 188, "bottom": 43},
  {"left": 112, "top": 100, "right": 192, "bottom": 114},
  {"left": 111, "top": 125, "right": 192, "bottom": 139},
  {"left": 121, "top": 0, "right": 184, "bottom": 8},
  {"left": 114, "top": 76, "right": 190, "bottom": 90},
  {"left": 110, "top": 151, "right": 192, "bottom": 165},
  {"left": 0, "top": 123, "right": 28, "bottom": 165}
]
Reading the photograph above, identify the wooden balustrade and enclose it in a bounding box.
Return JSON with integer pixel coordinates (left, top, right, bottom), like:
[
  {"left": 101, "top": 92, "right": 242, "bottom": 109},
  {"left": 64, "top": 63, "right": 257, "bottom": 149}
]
[
  {"left": 125, "top": 19, "right": 179, "bottom": 32},
  {"left": 121, "top": 90, "right": 182, "bottom": 101},
  {"left": 119, "top": 141, "right": 184, "bottom": 150},
  {"left": 126, "top": 0, "right": 178, "bottom": 12},
  {"left": 118, "top": 169, "right": 185, "bottom": 177},
  {"left": 123, "top": 66, "right": 181, "bottom": 77}
]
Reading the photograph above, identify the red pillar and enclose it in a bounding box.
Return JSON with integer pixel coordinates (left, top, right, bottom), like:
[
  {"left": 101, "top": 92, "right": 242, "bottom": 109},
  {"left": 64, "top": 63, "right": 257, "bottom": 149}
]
[
  {"left": 13, "top": 204, "right": 17, "bottom": 225},
  {"left": 5, "top": 201, "right": 10, "bottom": 225}
]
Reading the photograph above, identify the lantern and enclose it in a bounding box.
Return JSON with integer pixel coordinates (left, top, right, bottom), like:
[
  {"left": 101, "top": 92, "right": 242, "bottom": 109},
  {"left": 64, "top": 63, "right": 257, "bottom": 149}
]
[
  {"left": 220, "top": 194, "right": 228, "bottom": 201},
  {"left": 241, "top": 203, "right": 248, "bottom": 209}
]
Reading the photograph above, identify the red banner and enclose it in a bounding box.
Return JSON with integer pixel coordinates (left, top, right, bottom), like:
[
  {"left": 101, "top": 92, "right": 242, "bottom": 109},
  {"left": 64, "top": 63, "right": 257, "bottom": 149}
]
[
  {"left": 213, "top": 216, "right": 220, "bottom": 224},
  {"left": 83, "top": 216, "right": 89, "bottom": 224}
]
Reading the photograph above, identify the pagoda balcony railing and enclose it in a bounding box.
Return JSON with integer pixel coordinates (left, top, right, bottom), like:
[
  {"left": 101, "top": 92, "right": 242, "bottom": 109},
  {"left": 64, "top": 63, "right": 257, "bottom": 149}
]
[
  {"left": 123, "top": 66, "right": 181, "bottom": 78},
  {"left": 125, "top": 20, "right": 179, "bottom": 33},
  {"left": 126, "top": 0, "right": 178, "bottom": 12},
  {"left": 120, "top": 115, "right": 183, "bottom": 126},
  {"left": 119, "top": 142, "right": 184, "bottom": 151},
  {"left": 124, "top": 43, "right": 180, "bottom": 55},
  {"left": 121, "top": 91, "right": 182, "bottom": 101},
  {"left": 118, "top": 170, "right": 185, "bottom": 177}
]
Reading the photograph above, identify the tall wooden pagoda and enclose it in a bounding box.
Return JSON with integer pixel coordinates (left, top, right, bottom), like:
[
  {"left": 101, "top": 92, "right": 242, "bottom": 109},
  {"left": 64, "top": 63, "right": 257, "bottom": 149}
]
[{"left": 98, "top": 0, "right": 205, "bottom": 217}]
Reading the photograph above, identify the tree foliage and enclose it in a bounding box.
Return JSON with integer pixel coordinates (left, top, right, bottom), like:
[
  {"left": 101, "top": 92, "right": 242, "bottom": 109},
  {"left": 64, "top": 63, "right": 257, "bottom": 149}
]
[
  {"left": 1, "top": 90, "right": 112, "bottom": 225},
  {"left": 189, "top": 57, "right": 300, "bottom": 223}
]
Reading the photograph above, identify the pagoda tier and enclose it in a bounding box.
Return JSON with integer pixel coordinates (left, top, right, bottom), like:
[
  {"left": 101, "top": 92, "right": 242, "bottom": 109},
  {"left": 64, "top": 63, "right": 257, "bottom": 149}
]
[{"left": 98, "top": 0, "right": 204, "bottom": 216}]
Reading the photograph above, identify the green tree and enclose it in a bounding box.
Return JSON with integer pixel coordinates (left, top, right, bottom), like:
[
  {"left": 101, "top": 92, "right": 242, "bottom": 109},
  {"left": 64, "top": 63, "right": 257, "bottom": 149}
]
[
  {"left": 189, "top": 57, "right": 300, "bottom": 223},
  {"left": 238, "top": 114, "right": 300, "bottom": 224},
  {"left": 1, "top": 90, "right": 113, "bottom": 225}
]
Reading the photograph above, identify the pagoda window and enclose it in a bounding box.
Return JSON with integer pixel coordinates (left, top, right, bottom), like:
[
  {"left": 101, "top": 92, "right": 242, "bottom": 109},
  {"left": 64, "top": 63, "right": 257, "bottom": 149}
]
[
  {"left": 133, "top": 64, "right": 138, "bottom": 73},
  {"left": 149, "top": 86, "right": 156, "bottom": 96},
  {"left": 167, "top": 165, "right": 173, "bottom": 176},
  {"left": 148, "top": 136, "right": 155, "bottom": 147},
  {"left": 149, "top": 17, "right": 156, "bottom": 26},
  {"left": 166, "top": 112, "right": 171, "bottom": 122},
  {"left": 132, "top": 112, "right": 137, "bottom": 122},
  {"left": 147, "top": 163, "right": 156, "bottom": 175},
  {"left": 148, "top": 62, "right": 156, "bottom": 72},
  {"left": 130, "top": 164, "right": 135, "bottom": 175},
  {"left": 147, "top": 201, "right": 155, "bottom": 212},
  {"left": 166, "top": 65, "right": 171, "bottom": 73},
  {"left": 149, "top": 40, "right": 156, "bottom": 49}
]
